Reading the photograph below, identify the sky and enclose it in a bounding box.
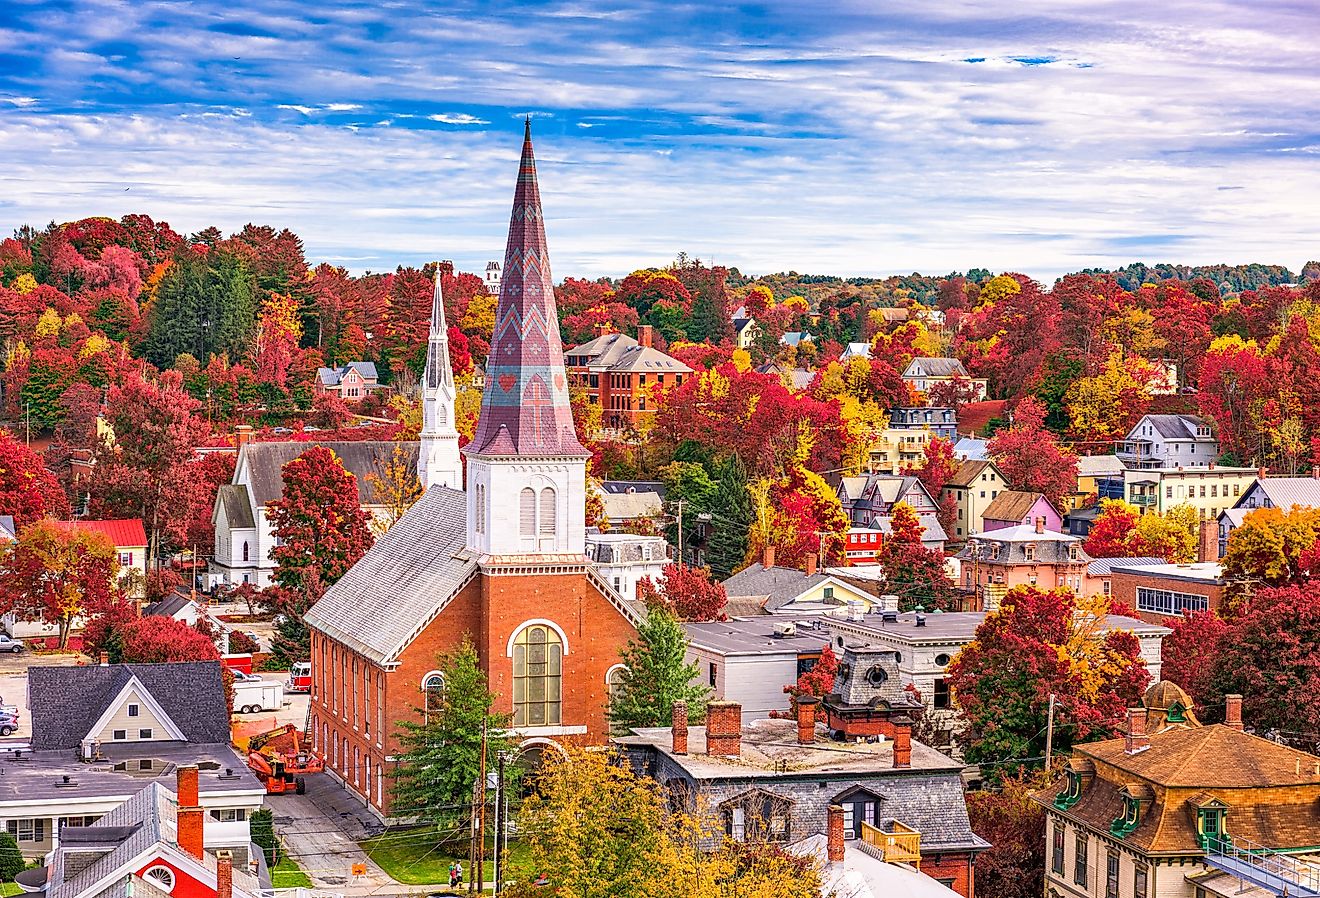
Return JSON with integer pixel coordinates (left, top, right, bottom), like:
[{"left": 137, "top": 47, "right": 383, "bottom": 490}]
[{"left": 1, "top": 0, "right": 1319, "bottom": 282}]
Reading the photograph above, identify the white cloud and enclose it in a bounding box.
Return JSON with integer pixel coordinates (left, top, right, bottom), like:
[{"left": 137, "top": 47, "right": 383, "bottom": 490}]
[
  {"left": 428, "top": 113, "right": 490, "bottom": 125},
  {"left": 277, "top": 104, "right": 315, "bottom": 115},
  {"left": 4, "top": 97, "right": 38, "bottom": 107}
]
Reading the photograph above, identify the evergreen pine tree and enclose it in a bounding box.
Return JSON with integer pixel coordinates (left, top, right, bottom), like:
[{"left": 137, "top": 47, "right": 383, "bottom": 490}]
[
  {"left": 705, "top": 456, "right": 752, "bottom": 577},
  {"left": 609, "top": 609, "right": 710, "bottom": 731},
  {"left": 144, "top": 244, "right": 256, "bottom": 368},
  {"left": 393, "top": 640, "right": 515, "bottom": 835},
  {"left": 0, "top": 831, "right": 22, "bottom": 882}
]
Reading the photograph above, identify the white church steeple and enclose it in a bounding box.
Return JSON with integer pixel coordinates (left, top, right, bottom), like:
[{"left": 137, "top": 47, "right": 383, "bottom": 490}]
[{"left": 419, "top": 264, "right": 462, "bottom": 491}]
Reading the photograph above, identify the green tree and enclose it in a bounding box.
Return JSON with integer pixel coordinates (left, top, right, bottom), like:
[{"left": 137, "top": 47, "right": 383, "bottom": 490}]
[
  {"left": 393, "top": 640, "right": 515, "bottom": 833},
  {"left": 705, "top": 456, "right": 752, "bottom": 577},
  {"left": 0, "top": 831, "right": 24, "bottom": 882},
  {"left": 608, "top": 610, "right": 710, "bottom": 731},
  {"left": 250, "top": 808, "right": 279, "bottom": 868},
  {"left": 143, "top": 243, "right": 256, "bottom": 369}
]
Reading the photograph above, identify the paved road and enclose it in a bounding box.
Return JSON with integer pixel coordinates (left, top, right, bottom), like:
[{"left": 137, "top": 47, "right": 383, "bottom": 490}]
[{"left": 267, "top": 772, "right": 398, "bottom": 893}]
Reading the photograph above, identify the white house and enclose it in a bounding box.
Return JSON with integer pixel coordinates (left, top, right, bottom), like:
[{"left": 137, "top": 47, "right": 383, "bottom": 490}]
[
  {"left": 1117, "top": 414, "right": 1218, "bottom": 469},
  {"left": 585, "top": 532, "right": 670, "bottom": 603},
  {"left": 901, "top": 358, "right": 988, "bottom": 401},
  {"left": 1218, "top": 475, "right": 1320, "bottom": 555},
  {"left": 210, "top": 440, "right": 420, "bottom": 588}
]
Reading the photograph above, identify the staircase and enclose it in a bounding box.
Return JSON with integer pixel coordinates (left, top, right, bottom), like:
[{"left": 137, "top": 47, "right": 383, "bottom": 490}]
[{"left": 1205, "top": 836, "right": 1320, "bottom": 897}]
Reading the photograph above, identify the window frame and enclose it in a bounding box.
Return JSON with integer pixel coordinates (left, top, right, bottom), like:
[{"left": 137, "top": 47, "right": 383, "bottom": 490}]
[
  {"left": 1074, "top": 832, "right": 1088, "bottom": 887},
  {"left": 1051, "top": 821, "right": 1066, "bottom": 875}
]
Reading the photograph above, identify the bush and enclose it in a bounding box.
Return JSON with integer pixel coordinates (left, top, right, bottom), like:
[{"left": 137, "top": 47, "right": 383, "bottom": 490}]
[
  {"left": 251, "top": 808, "right": 279, "bottom": 868},
  {"left": 0, "top": 830, "right": 24, "bottom": 881},
  {"left": 228, "top": 630, "right": 259, "bottom": 654}
]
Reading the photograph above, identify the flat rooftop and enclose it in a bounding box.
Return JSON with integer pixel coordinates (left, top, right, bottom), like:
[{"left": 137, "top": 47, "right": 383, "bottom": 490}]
[
  {"left": 0, "top": 742, "right": 261, "bottom": 802},
  {"left": 1110, "top": 561, "right": 1224, "bottom": 584},
  {"left": 685, "top": 619, "right": 832, "bottom": 655}
]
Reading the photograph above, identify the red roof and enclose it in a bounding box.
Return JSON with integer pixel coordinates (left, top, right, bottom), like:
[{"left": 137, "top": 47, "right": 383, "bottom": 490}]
[{"left": 53, "top": 519, "right": 148, "bottom": 548}]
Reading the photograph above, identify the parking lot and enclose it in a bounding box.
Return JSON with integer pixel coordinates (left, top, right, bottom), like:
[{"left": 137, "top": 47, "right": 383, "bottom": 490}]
[{"left": 0, "top": 650, "right": 85, "bottom": 741}]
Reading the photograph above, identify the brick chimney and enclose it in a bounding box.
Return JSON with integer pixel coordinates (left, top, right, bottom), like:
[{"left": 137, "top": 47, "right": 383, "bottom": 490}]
[
  {"left": 796, "top": 695, "right": 818, "bottom": 745},
  {"left": 99, "top": 651, "right": 110, "bottom": 667},
  {"left": 1125, "top": 707, "right": 1149, "bottom": 754},
  {"left": 827, "top": 805, "right": 845, "bottom": 863},
  {"left": 594, "top": 322, "right": 611, "bottom": 337},
  {"left": 216, "top": 853, "right": 233, "bottom": 898},
  {"left": 672, "top": 701, "right": 688, "bottom": 755},
  {"left": 1198, "top": 520, "right": 1219, "bottom": 563},
  {"left": 763, "top": 544, "right": 776, "bottom": 570},
  {"left": 893, "top": 718, "right": 912, "bottom": 769},
  {"left": 1311, "top": 464, "right": 1320, "bottom": 480},
  {"left": 637, "top": 324, "right": 653, "bottom": 349},
  {"left": 1258, "top": 466, "right": 1268, "bottom": 481},
  {"left": 1225, "top": 694, "right": 1243, "bottom": 731},
  {"left": 235, "top": 424, "right": 253, "bottom": 448},
  {"left": 705, "top": 701, "right": 742, "bottom": 757},
  {"left": 176, "top": 764, "right": 204, "bottom": 860},
  {"left": 1034, "top": 516, "right": 1045, "bottom": 534},
  {"left": 805, "top": 553, "right": 817, "bottom": 576}
]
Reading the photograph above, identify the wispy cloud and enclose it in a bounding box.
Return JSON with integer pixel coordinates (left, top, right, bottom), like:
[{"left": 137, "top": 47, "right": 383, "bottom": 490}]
[{"left": 428, "top": 113, "right": 490, "bottom": 125}]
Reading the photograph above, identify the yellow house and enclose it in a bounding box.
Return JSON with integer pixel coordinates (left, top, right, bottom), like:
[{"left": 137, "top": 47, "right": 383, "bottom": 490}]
[
  {"left": 943, "top": 460, "right": 1007, "bottom": 540},
  {"left": 1125, "top": 466, "right": 1258, "bottom": 520}
]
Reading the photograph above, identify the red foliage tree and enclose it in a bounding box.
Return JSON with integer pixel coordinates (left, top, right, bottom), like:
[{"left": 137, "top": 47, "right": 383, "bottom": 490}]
[
  {"left": 777, "top": 643, "right": 840, "bottom": 714},
  {"left": 878, "top": 502, "right": 958, "bottom": 611},
  {"left": 1082, "top": 500, "right": 1143, "bottom": 558},
  {"left": 0, "top": 429, "right": 69, "bottom": 530},
  {"left": 987, "top": 397, "right": 1079, "bottom": 508},
  {"left": 118, "top": 616, "right": 220, "bottom": 663},
  {"left": 966, "top": 771, "right": 1048, "bottom": 898},
  {"left": 637, "top": 564, "right": 728, "bottom": 622},
  {"left": 268, "top": 445, "right": 373, "bottom": 596},
  {"left": 1160, "top": 610, "right": 1230, "bottom": 711},
  {"left": 0, "top": 519, "right": 119, "bottom": 647}
]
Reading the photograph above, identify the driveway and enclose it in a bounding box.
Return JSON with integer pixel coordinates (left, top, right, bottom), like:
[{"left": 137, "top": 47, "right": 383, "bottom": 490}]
[{"left": 267, "top": 772, "right": 399, "bottom": 893}]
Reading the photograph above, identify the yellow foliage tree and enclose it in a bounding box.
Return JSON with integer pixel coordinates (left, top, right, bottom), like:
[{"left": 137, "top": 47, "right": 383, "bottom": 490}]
[
  {"left": 978, "top": 274, "right": 1021, "bottom": 307},
  {"left": 11, "top": 273, "right": 36, "bottom": 295},
  {"left": 731, "top": 348, "right": 752, "bottom": 372},
  {"left": 33, "top": 308, "right": 61, "bottom": 340},
  {"left": 1133, "top": 503, "right": 1198, "bottom": 563},
  {"left": 79, "top": 333, "right": 111, "bottom": 360},
  {"left": 1056, "top": 593, "right": 1136, "bottom": 705},
  {"left": 387, "top": 394, "right": 421, "bottom": 439},
  {"left": 363, "top": 444, "right": 424, "bottom": 536},
  {"left": 1063, "top": 351, "right": 1154, "bottom": 443},
  {"left": 461, "top": 292, "right": 497, "bottom": 338},
  {"left": 1221, "top": 506, "right": 1320, "bottom": 589}
]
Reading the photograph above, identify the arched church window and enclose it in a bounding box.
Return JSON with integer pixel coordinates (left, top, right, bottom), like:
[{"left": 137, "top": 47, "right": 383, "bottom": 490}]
[
  {"left": 422, "top": 671, "right": 445, "bottom": 722},
  {"left": 539, "top": 488, "right": 557, "bottom": 534},
  {"left": 512, "top": 624, "right": 562, "bottom": 727},
  {"left": 242, "top": 541, "right": 249, "bottom": 562},
  {"left": 520, "top": 488, "right": 536, "bottom": 537}
]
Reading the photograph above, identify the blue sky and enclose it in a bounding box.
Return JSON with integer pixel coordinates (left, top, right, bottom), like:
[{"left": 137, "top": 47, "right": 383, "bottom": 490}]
[{"left": 1, "top": 0, "right": 1318, "bottom": 281}]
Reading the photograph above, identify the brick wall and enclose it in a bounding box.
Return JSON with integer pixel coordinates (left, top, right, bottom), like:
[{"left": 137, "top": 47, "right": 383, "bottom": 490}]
[{"left": 1109, "top": 569, "right": 1226, "bottom": 624}]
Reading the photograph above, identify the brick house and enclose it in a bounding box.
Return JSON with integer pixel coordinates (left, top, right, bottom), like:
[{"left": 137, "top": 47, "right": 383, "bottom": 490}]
[
  {"left": 304, "top": 123, "right": 643, "bottom": 820},
  {"left": 1108, "top": 562, "right": 1227, "bottom": 623},
  {"left": 1038, "top": 686, "right": 1320, "bottom": 898},
  {"left": 564, "top": 325, "right": 691, "bottom": 430}
]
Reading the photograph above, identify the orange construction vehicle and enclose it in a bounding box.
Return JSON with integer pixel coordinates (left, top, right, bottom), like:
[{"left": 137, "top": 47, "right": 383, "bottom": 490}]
[{"left": 242, "top": 724, "right": 324, "bottom": 795}]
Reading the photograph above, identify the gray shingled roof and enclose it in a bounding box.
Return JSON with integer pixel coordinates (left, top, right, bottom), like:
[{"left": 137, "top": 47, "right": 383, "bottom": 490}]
[
  {"left": 958, "top": 525, "right": 1091, "bottom": 566},
  {"left": 1242, "top": 477, "right": 1320, "bottom": 511},
  {"left": 238, "top": 441, "right": 418, "bottom": 508},
  {"left": 216, "top": 483, "right": 255, "bottom": 529},
  {"left": 304, "top": 486, "right": 480, "bottom": 664},
  {"left": 721, "top": 565, "right": 833, "bottom": 611},
  {"left": 143, "top": 592, "right": 192, "bottom": 619},
  {"left": 28, "top": 662, "right": 231, "bottom": 751},
  {"left": 1144, "top": 414, "right": 1209, "bottom": 440},
  {"left": 904, "top": 357, "right": 969, "bottom": 378}
]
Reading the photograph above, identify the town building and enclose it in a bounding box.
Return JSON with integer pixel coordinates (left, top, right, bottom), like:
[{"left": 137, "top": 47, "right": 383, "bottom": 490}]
[
  {"left": 1038, "top": 687, "right": 1320, "bottom": 898},
  {"left": 304, "top": 123, "right": 644, "bottom": 821},
  {"left": 838, "top": 474, "right": 947, "bottom": 550},
  {"left": 943, "top": 460, "right": 1006, "bottom": 541},
  {"left": 958, "top": 522, "right": 1091, "bottom": 608},
  {"left": 1084, "top": 557, "right": 1167, "bottom": 599},
  {"left": 5, "top": 661, "right": 262, "bottom": 861},
  {"left": 484, "top": 260, "right": 501, "bottom": 295},
  {"left": 584, "top": 532, "right": 669, "bottom": 603},
  {"left": 1073, "top": 455, "right": 1126, "bottom": 505},
  {"left": 618, "top": 697, "right": 989, "bottom": 897},
  {"left": 953, "top": 437, "right": 989, "bottom": 461},
  {"left": 866, "top": 407, "right": 959, "bottom": 472},
  {"left": 1217, "top": 474, "right": 1320, "bottom": 555},
  {"left": 56, "top": 519, "right": 149, "bottom": 596},
  {"left": 598, "top": 480, "right": 664, "bottom": 530},
  {"left": 844, "top": 527, "right": 885, "bottom": 566},
  {"left": 314, "top": 361, "right": 380, "bottom": 400},
  {"left": 209, "top": 438, "right": 419, "bottom": 588},
  {"left": 981, "top": 491, "right": 1062, "bottom": 533},
  {"left": 841, "top": 342, "right": 873, "bottom": 361},
  {"left": 901, "top": 358, "right": 988, "bottom": 402},
  {"left": 733, "top": 316, "right": 760, "bottom": 350},
  {"left": 721, "top": 548, "right": 883, "bottom": 617},
  {"left": 1117, "top": 414, "right": 1218, "bottom": 469},
  {"left": 1123, "top": 466, "right": 1257, "bottom": 521},
  {"left": 418, "top": 267, "right": 462, "bottom": 491},
  {"left": 780, "top": 331, "right": 814, "bottom": 347},
  {"left": 1109, "top": 561, "right": 1227, "bottom": 622},
  {"left": 564, "top": 325, "right": 692, "bottom": 430}
]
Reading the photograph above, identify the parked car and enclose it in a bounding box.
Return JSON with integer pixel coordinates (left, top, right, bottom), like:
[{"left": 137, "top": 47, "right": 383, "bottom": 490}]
[
  {"left": 233, "top": 671, "right": 263, "bottom": 682},
  {"left": 0, "top": 713, "right": 18, "bottom": 736},
  {"left": 0, "top": 635, "right": 24, "bottom": 653},
  {"left": 272, "top": 426, "right": 293, "bottom": 434}
]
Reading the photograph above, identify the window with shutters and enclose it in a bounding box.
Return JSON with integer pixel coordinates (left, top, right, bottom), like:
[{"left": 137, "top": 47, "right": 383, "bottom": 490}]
[
  {"left": 520, "top": 488, "right": 536, "bottom": 537},
  {"left": 512, "top": 624, "right": 562, "bottom": 726},
  {"left": 539, "top": 488, "right": 556, "bottom": 537}
]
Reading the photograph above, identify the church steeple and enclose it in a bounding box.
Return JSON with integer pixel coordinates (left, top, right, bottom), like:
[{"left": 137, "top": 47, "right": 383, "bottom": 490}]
[
  {"left": 465, "top": 122, "right": 587, "bottom": 557},
  {"left": 419, "top": 264, "right": 461, "bottom": 490}
]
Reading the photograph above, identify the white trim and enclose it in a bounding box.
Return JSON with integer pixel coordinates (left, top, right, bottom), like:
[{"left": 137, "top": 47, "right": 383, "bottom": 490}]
[
  {"left": 514, "top": 725, "right": 586, "bottom": 738},
  {"left": 142, "top": 865, "right": 176, "bottom": 893},
  {"left": 505, "top": 619, "right": 571, "bottom": 657},
  {"left": 420, "top": 670, "right": 444, "bottom": 692},
  {"left": 604, "top": 663, "right": 627, "bottom": 685},
  {"left": 82, "top": 676, "right": 187, "bottom": 745},
  {"left": 517, "top": 736, "right": 570, "bottom": 755}
]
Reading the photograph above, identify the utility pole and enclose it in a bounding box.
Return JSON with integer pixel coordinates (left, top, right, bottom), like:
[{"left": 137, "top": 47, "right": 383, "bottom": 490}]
[
  {"left": 675, "top": 499, "right": 685, "bottom": 567},
  {"left": 493, "top": 752, "right": 506, "bottom": 895},
  {"left": 470, "top": 719, "right": 488, "bottom": 893},
  {"left": 1044, "top": 693, "right": 1057, "bottom": 772}
]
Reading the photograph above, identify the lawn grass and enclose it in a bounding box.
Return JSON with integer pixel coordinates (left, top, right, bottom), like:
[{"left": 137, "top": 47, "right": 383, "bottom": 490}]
[
  {"left": 1, "top": 882, "right": 24, "bottom": 897},
  {"left": 271, "top": 853, "right": 313, "bottom": 888},
  {"left": 361, "top": 829, "right": 535, "bottom": 890}
]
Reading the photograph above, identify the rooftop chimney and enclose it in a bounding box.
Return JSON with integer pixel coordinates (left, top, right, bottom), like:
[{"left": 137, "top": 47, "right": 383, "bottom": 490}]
[
  {"left": 672, "top": 701, "right": 688, "bottom": 755},
  {"left": 893, "top": 718, "right": 912, "bottom": 769},
  {"left": 763, "top": 544, "right": 776, "bottom": 570},
  {"left": 1312, "top": 464, "right": 1319, "bottom": 480},
  {"left": 235, "top": 424, "right": 253, "bottom": 448},
  {"left": 1198, "top": 520, "right": 1219, "bottom": 563},
  {"left": 99, "top": 651, "right": 109, "bottom": 667},
  {"left": 216, "top": 853, "right": 233, "bottom": 898},
  {"left": 1035, "top": 516, "right": 1045, "bottom": 534},
  {"left": 797, "top": 695, "right": 818, "bottom": 745},
  {"left": 594, "top": 322, "right": 611, "bottom": 337},
  {"left": 827, "top": 805, "right": 845, "bottom": 863},
  {"left": 705, "top": 700, "right": 742, "bottom": 757},
  {"left": 1258, "top": 466, "right": 1268, "bottom": 481},
  {"left": 1225, "top": 694, "right": 1243, "bottom": 731},
  {"left": 176, "top": 765, "right": 204, "bottom": 860},
  {"left": 637, "top": 324, "right": 654, "bottom": 349},
  {"left": 805, "top": 553, "right": 817, "bottom": 577},
  {"left": 1125, "top": 707, "right": 1149, "bottom": 754}
]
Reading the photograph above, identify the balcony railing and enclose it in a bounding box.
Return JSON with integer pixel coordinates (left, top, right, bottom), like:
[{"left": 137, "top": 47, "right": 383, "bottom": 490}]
[
  {"left": 1205, "top": 835, "right": 1320, "bottom": 898},
  {"left": 860, "top": 820, "right": 921, "bottom": 868},
  {"left": 1129, "top": 493, "right": 1158, "bottom": 507}
]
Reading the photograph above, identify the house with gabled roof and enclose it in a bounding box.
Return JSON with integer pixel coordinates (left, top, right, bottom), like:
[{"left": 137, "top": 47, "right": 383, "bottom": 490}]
[
  {"left": 982, "top": 490, "right": 1062, "bottom": 533},
  {"left": 209, "top": 440, "right": 419, "bottom": 588},
  {"left": 719, "top": 548, "right": 879, "bottom": 617},
  {"left": 901, "top": 358, "right": 988, "bottom": 401},
  {"left": 1, "top": 662, "right": 261, "bottom": 861},
  {"left": 942, "top": 459, "right": 1006, "bottom": 540},
  {"left": 314, "top": 361, "right": 380, "bottom": 400},
  {"left": 564, "top": 325, "right": 691, "bottom": 430},
  {"left": 1118, "top": 414, "right": 1218, "bottom": 469},
  {"left": 841, "top": 474, "right": 946, "bottom": 551},
  {"left": 1218, "top": 474, "right": 1320, "bottom": 555}
]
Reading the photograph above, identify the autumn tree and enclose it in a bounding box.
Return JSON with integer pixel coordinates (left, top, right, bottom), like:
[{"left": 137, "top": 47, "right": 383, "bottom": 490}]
[
  {"left": 1160, "top": 610, "right": 1230, "bottom": 711},
  {"left": 609, "top": 609, "right": 710, "bottom": 731},
  {"left": 393, "top": 639, "right": 514, "bottom": 834},
  {"left": 987, "top": 397, "right": 1079, "bottom": 508},
  {"left": 747, "top": 467, "right": 849, "bottom": 569},
  {"left": 1085, "top": 500, "right": 1198, "bottom": 563},
  {"left": 1083, "top": 500, "right": 1143, "bottom": 558},
  {"left": 1220, "top": 506, "right": 1320, "bottom": 593},
  {"left": 779, "top": 643, "right": 839, "bottom": 712},
  {"left": 0, "top": 429, "right": 69, "bottom": 530},
  {"left": 0, "top": 520, "right": 119, "bottom": 647},
  {"left": 117, "top": 616, "right": 221, "bottom": 663},
  {"left": 879, "top": 502, "right": 958, "bottom": 611},
  {"left": 251, "top": 292, "right": 302, "bottom": 390},
  {"left": 947, "top": 587, "right": 1150, "bottom": 770},
  {"left": 637, "top": 564, "right": 728, "bottom": 621},
  {"left": 266, "top": 446, "right": 373, "bottom": 662},
  {"left": 363, "top": 444, "right": 423, "bottom": 535},
  {"left": 966, "top": 771, "right": 1048, "bottom": 898}
]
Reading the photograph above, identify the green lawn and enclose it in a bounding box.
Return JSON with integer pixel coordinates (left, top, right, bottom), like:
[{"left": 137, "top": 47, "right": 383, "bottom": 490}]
[
  {"left": 271, "top": 854, "right": 313, "bottom": 888},
  {"left": 361, "top": 829, "right": 533, "bottom": 890},
  {"left": 1, "top": 883, "right": 24, "bottom": 897}
]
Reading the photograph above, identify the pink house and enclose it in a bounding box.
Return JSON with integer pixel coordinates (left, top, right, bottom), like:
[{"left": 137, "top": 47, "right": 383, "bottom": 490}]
[{"left": 981, "top": 490, "right": 1063, "bottom": 533}]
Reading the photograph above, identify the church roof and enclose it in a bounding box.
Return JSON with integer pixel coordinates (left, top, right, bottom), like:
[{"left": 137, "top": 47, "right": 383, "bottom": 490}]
[
  {"left": 305, "top": 486, "right": 478, "bottom": 665},
  {"left": 238, "top": 441, "right": 417, "bottom": 509},
  {"left": 424, "top": 267, "right": 455, "bottom": 393},
  {"left": 467, "top": 121, "right": 587, "bottom": 459}
]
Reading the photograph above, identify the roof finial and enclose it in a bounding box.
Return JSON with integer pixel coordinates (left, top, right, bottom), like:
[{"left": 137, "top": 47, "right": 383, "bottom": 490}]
[{"left": 524, "top": 115, "right": 532, "bottom": 140}]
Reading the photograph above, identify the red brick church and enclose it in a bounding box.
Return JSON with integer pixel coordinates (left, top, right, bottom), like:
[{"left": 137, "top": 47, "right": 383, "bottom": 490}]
[{"left": 305, "top": 122, "right": 644, "bottom": 819}]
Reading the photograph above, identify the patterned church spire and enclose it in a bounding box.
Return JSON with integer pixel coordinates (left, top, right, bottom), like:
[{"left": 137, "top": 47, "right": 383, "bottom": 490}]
[
  {"left": 419, "top": 264, "right": 461, "bottom": 489},
  {"left": 467, "top": 120, "right": 588, "bottom": 459}
]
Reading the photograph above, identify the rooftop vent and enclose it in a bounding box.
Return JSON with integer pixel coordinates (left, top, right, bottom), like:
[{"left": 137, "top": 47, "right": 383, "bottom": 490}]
[
  {"left": 772, "top": 622, "right": 797, "bottom": 639},
  {"left": 55, "top": 774, "right": 78, "bottom": 788}
]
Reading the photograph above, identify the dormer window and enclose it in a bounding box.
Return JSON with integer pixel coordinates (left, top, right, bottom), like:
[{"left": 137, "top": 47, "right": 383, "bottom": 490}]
[
  {"left": 1055, "top": 770, "right": 1084, "bottom": 809},
  {"left": 1111, "top": 788, "right": 1146, "bottom": 837},
  {"left": 1068, "top": 545, "right": 1080, "bottom": 561},
  {"left": 1025, "top": 544, "right": 1036, "bottom": 562}
]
